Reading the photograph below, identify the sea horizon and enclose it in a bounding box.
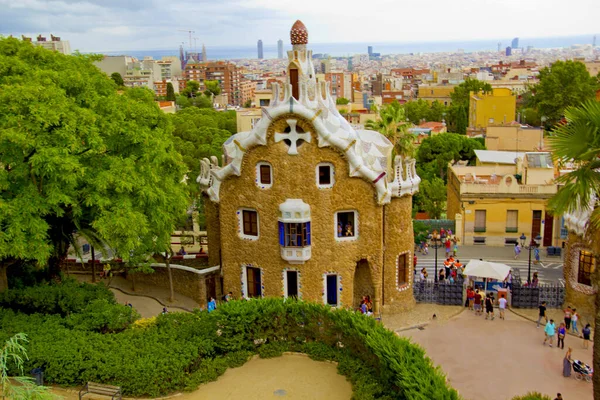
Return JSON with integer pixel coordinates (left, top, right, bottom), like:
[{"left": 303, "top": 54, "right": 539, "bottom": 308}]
[{"left": 96, "top": 34, "right": 597, "bottom": 61}]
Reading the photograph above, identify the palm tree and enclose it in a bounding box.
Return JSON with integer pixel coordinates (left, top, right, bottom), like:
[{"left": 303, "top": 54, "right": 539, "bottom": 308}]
[
  {"left": 548, "top": 100, "right": 600, "bottom": 397},
  {"left": 365, "top": 101, "right": 415, "bottom": 158}
]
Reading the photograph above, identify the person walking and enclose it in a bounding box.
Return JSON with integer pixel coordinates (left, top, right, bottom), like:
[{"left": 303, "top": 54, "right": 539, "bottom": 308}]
[
  {"left": 571, "top": 309, "right": 579, "bottom": 334},
  {"left": 582, "top": 324, "right": 592, "bottom": 349},
  {"left": 467, "top": 287, "right": 475, "bottom": 310},
  {"left": 557, "top": 323, "right": 566, "bottom": 349},
  {"left": 498, "top": 294, "right": 507, "bottom": 320},
  {"left": 452, "top": 237, "right": 459, "bottom": 257},
  {"left": 485, "top": 293, "right": 495, "bottom": 320},
  {"left": 474, "top": 289, "right": 483, "bottom": 315},
  {"left": 563, "top": 306, "right": 573, "bottom": 330},
  {"left": 537, "top": 301, "right": 547, "bottom": 328},
  {"left": 445, "top": 238, "right": 452, "bottom": 257},
  {"left": 514, "top": 242, "right": 521, "bottom": 259},
  {"left": 534, "top": 247, "right": 540, "bottom": 265},
  {"left": 544, "top": 319, "right": 556, "bottom": 347},
  {"left": 563, "top": 348, "right": 572, "bottom": 377}
]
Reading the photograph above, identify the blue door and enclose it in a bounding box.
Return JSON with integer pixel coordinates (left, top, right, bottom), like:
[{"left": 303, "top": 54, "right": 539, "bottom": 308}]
[{"left": 326, "top": 275, "right": 338, "bottom": 305}]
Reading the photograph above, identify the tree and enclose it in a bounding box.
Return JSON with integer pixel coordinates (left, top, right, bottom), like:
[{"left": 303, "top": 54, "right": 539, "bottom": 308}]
[
  {"left": 428, "top": 100, "right": 448, "bottom": 122},
  {"left": 110, "top": 72, "right": 124, "bottom": 87},
  {"left": 203, "top": 80, "right": 221, "bottom": 98},
  {"left": 243, "top": 99, "right": 252, "bottom": 108},
  {"left": 447, "top": 79, "right": 492, "bottom": 134},
  {"left": 416, "top": 133, "right": 485, "bottom": 182},
  {"left": 419, "top": 177, "right": 447, "bottom": 219},
  {"left": 365, "top": 101, "right": 415, "bottom": 158},
  {"left": 403, "top": 99, "right": 430, "bottom": 124},
  {"left": 532, "top": 60, "right": 599, "bottom": 126},
  {"left": 547, "top": 100, "right": 600, "bottom": 398},
  {"left": 0, "top": 38, "right": 189, "bottom": 290},
  {"left": 166, "top": 82, "right": 176, "bottom": 102},
  {"left": 336, "top": 97, "right": 350, "bottom": 105},
  {"left": 1, "top": 333, "right": 55, "bottom": 399},
  {"left": 177, "top": 81, "right": 213, "bottom": 109}
]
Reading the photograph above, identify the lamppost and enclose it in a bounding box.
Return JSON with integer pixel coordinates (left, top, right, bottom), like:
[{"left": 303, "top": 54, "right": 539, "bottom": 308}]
[
  {"left": 429, "top": 230, "right": 444, "bottom": 282},
  {"left": 520, "top": 233, "right": 542, "bottom": 284}
]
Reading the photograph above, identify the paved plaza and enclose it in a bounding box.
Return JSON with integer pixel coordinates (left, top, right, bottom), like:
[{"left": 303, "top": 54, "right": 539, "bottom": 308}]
[{"left": 400, "top": 309, "right": 593, "bottom": 400}]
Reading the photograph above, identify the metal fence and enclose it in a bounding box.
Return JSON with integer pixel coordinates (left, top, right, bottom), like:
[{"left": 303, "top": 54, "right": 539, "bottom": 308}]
[
  {"left": 413, "top": 279, "right": 464, "bottom": 306},
  {"left": 510, "top": 269, "right": 565, "bottom": 308}
]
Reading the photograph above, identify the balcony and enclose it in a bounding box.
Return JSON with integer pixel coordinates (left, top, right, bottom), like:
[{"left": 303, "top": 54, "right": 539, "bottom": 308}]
[
  {"left": 280, "top": 246, "right": 311, "bottom": 264},
  {"left": 460, "top": 182, "right": 557, "bottom": 195}
]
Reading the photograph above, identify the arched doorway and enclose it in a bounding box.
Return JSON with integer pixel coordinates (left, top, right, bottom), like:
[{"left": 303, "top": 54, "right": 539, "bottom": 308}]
[{"left": 353, "top": 259, "right": 374, "bottom": 309}]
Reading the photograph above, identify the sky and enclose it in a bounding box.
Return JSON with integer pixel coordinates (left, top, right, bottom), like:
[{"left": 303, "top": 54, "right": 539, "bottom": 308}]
[{"left": 0, "top": 0, "right": 598, "bottom": 53}]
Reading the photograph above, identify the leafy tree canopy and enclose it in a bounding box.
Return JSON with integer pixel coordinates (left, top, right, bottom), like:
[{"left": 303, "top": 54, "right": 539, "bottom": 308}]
[
  {"left": 0, "top": 38, "right": 189, "bottom": 286},
  {"left": 531, "top": 60, "right": 599, "bottom": 126},
  {"left": 110, "top": 72, "right": 124, "bottom": 87},
  {"left": 450, "top": 78, "right": 493, "bottom": 104},
  {"left": 403, "top": 99, "right": 449, "bottom": 124},
  {"left": 166, "top": 82, "right": 176, "bottom": 102},
  {"left": 203, "top": 80, "right": 221, "bottom": 98},
  {"left": 416, "top": 133, "right": 485, "bottom": 182},
  {"left": 418, "top": 177, "right": 447, "bottom": 219},
  {"left": 366, "top": 101, "right": 415, "bottom": 158},
  {"left": 336, "top": 97, "right": 350, "bottom": 105}
]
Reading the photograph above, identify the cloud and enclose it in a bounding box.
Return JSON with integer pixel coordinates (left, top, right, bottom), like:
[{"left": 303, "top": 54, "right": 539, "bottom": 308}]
[{"left": 0, "top": 0, "right": 598, "bottom": 52}]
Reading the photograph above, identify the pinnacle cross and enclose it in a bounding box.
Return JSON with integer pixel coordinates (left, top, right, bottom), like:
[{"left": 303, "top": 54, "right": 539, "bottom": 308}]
[{"left": 274, "top": 119, "right": 311, "bottom": 155}]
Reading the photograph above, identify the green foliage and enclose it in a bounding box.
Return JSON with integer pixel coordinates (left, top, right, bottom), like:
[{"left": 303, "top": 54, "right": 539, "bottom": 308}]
[
  {"left": 532, "top": 60, "right": 599, "bottom": 126},
  {"left": 178, "top": 80, "right": 213, "bottom": 109},
  {"left": 243, "top": 99, "right": 252, "bottom": 108},
  {"left": 548, "top": 100, "right": 600, "bottom": 229},
  {"left": 413, "top": 220, "right": 429, "bottom": 244},
  {"left": 0, "top": 37, "right": 189, "bottom": 278},
  {"left": 511, "top": 392, "right": 552, "bottom": 400},
  {"left": 0, "top": 297, "right": 459, "bottom": 398},
  {"left": 416, "top": 133, "right": 485, "bottom": 182},
  {"left": 446, "top": 79, "right": 492, "bottom": 134},
  {"left": 403, "top": 99, "right": 449, "bottom": 124},
  {"left": 110, "top": 72, "right": 124, "bottom": 87},
  {"left": 336, "top": 97, "right": 350, "bottom": 105},
  {"left": 66, "top": 299, "right": 140, "bottom": 333},
  {"left": 366, "top": 101, "right": 415, "bottom": 158},
  {"left": 203, "top": 80, "right": 221, "bottom": 98},
  {"left": 0, "top": 279, "right": 114, "bottom": 316},
  {"left": 166, "top": 82, "right": 176, "bottom": 101},
  {"left": 419, "top": 177, "right": 447, "bottom": 219},
  {"left": 170, "top": 107, "right": 235, "bottom": 184}
]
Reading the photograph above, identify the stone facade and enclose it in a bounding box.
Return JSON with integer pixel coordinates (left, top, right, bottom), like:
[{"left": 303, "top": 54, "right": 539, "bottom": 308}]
[
  {"left": 563, "top": 230, "right": 598, "bottom": 322},
  {"left": 199, "top": 21, "right": 419, "bottom": 313}
]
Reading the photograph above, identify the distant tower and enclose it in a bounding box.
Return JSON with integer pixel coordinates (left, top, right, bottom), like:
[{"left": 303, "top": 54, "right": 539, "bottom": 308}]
[
  {"left": 348, "top": 57, "right": 353, "bottom": 71},
  {"left": 202, "top": 43, "right": 207, "bottom": 62},
  {"left": 277, "top": 39, "right": 283, "bottom": 59},
  {"left": 511, "top": 37, "right": 519, "bottom": 49},
  {"left": 179, "top": 43, "right": 185, "bottom": 69},
  {"left": 368, "top": 46, "right": 373, "bottom": 56},
  {"left": 594, "top": 35, "right": 597, "bottom": 47},
  {"left": 505, "top": 46, "right": 512, "bottom": 56},
  {"left": 257, "top": 39, "right": 264, "bottom": 59},
  {"left": 497, "top": 42, "right": 501, "bottom": 52}
]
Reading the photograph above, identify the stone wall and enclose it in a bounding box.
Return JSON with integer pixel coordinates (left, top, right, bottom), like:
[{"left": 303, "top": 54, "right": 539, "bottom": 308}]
[
  {"left": 563, "top": 230, "right": 598, "bottom": 324},
  {"left": 209, "top": 113, "right": 415, "bottom": 312}
]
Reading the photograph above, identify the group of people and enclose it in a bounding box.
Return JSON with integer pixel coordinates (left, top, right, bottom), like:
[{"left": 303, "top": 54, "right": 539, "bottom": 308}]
[
  {"left": 358, "top": 295, "right": 374, "bottom": 316},
  {"left": 417, "top": 229, "right": 459, "bottom": 258},
  {"left": 466, "top": 287, "right": 508, "bottom": 320},
  {"left": 539, "top": 303, "right": 592, "bottom": 349},
  {"left": 438, "top": 256, "right": 464, "bottom": 283}
]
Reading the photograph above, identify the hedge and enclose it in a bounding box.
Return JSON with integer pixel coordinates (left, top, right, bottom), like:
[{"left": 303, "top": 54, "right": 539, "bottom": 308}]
[{"left": 0, "top": 285, "right": 459, "bottom": 399}]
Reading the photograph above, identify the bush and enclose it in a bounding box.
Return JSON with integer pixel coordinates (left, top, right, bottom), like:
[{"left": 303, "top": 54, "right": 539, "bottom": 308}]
[
  {"left": 0, "top": 296, "right": 458, "bottom": 398},
  {"left": 511, "top": 393, "right": 552, "bottom": 400}
]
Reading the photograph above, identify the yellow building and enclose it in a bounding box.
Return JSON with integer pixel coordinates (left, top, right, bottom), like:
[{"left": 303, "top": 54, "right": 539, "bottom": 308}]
[
  {"left": 485, "top": 124, "right": 544, "bottom": 152},
  {"left": 199, "top": 21, "right": 420, "bottom": 313},
  {"left": 417, "top": 85, "right": 454, "bottom": 105},
  {"left": 447, "top": 150, "right": 563, "bottom": 247},
  {"left": 469, "top": 88, "right": 516, "bottom": 129}
]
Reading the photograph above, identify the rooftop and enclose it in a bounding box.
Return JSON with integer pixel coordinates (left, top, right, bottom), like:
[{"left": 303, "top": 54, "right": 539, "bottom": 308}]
[{"left": 474, "top": 150, "right": 525, "bottom": 165}]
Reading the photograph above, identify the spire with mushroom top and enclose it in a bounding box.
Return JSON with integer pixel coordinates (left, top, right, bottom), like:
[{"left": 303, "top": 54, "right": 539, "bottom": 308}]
[{"left": 290, "top": 20, "right": 308, "bottom": 49}]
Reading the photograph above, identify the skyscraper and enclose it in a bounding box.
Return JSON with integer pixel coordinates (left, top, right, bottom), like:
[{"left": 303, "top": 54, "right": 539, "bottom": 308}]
[
  {"left": 257, "top": 40, "right": 264, "bottom": 59},
  {"left": 368, "top": 46, "right": 373, "bottom": 56},
  {"left": 497, "top": 42, "right": 501, "bottom": 52},
  {"left": 277, "top": 39, "right": 283, "bottom": 59},
  {"left": 202, "top": 43, "right": 207, "bottom": 62},
  {"left": 505, "top": 46, "right": 512, "bottom": 56},
  {"left": 511, "top": 37, "right": 519, "bottom": 49}
]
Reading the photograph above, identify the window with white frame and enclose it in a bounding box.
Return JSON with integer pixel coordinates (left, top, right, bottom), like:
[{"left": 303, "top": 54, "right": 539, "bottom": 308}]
[
  {"left": 335, "top": 211, "right": 358, "bottom": 240},
  {"left": 316, "top": 163, "right": 334, "bottom": 188},
  {"left": 238, "top": 209, "right": 259, "bottom": 240},
  {"left": 578, "top": 250, "right": 596, "bottom": 286},
  {"left": 256, "top": 162, "right": 273, "bottom": 188}
]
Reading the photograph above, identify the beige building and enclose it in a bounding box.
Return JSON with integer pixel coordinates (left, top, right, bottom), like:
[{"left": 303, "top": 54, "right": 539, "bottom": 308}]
[
  {"left": 199, "top": 21, "right": 420, "bottom": 313},
  {"left": 485, "top": 124, "right": 544, "bottom": 152},
  {"left": 447, "top": 150, "right": 562, "bottom": 247},
  {"left": 417, "top": 85, "right": 454, "bottom": 105},
  {"left": 31, "top": 34, "right": 71, "bottom": 55}
]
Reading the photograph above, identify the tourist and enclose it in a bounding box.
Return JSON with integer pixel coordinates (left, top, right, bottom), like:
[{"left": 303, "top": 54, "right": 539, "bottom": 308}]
[
  {"left": 365, "top": 295, "right": 373, "bottom": 314},
  {"left": 537, "top": 301, "right": 547, "bottom": 328},
  {"left": 498, "top": 294, "right": 507, "bottom": 320},
  {"left": 443, "top": 258, "right": 451, "bottom": 280},
  {"left": 162, "top": 307, "right": 168, "bottom": 314},
  {"left": 563, "top": 348, "right": 572, "bottom": 377},
  {"left": 178, "top": 246, "right": 187, "bottom": 256},
  {"left": 208, "top": 297, "right": 217, "bottom": 313},
  {"left": 102, "top": 263, "right": 111, "bottom": 279},
  {"left": 222, "top": 291, "right": 233, "bottom": 302},
  {"left": 337, "top": 223, "right": 343, "bottom": 237},
  {"left": 360, "top": 298, "right": 367, "bottom": 314},
  {"left": 423, "top": 242, "right": 429, "bottom": 255},
  {"left": 467, "top": 287, "right": 475, "bottom": 310},
  {"left": 544, "top": 319, "right": 556, "bottom": 347},
  {"left": 504, "top": 270, "right": 513, "bottom": 291},
  {"left": 582, "top": 324, "right": 591, "bottom": 349},
  {"left": 557, "top": 322, "right": 566, "bottom": 349},
  {"left": 413, "top": 254, "right": 417, "bottom": 275},
  {"left": 563, "top": 306, "right": 573, "bottom": 330},
  {"left": 555, "top": 393, "right": 563, "bottom": 400},
  {"left": 199, "top": 247, "right": 205, "bottom": 254},
  {"left": 572, "top": 308, "right": 579, "bottom": 334},
  {"left": 531, "top": 272, "right": 539, "bottom": 288},
  {"left": 445, "top": 238, "right": 451, "bottom": 257},
  {"left": 485, "top": 293, "right": 495, "bottom": 320},
  {"left": 452, "top": 237, "right": 459, "bottom": 257},
  {"left": 534, "top": 247, "right": 540, "bottom": 264},
  {"left": 514, "top": 242, "right": 521, "bottom": 259},
  {"left": 345, "top": 222, "right": 353, "bottom": 236},
  {"left": 438, "top": 268, "right": 445, "bottom": 281},
  {"left": 420, "top": 268, "right": 427, "bottom": 281},
  {"left": 474, "top": 289, "right": 482, "bottom": 315}
]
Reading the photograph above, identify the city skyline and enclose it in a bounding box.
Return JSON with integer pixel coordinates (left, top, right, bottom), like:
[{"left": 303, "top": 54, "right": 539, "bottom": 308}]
[{"left": 1, "top": 0, "right": 598, "bottom": 53}]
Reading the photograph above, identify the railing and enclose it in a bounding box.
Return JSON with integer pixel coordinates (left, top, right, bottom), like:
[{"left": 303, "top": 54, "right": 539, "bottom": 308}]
[{"left": 460, "top": 183, "right": 558, "bottom": 195}]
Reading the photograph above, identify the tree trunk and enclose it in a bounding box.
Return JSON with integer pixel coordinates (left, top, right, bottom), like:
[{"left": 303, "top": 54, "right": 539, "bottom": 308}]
[
  {"left": 166, "top": 255, "right": 175, "bottom": 303},
  {"left": 0, "top": 264, "right": 8, "bottom": 292}
]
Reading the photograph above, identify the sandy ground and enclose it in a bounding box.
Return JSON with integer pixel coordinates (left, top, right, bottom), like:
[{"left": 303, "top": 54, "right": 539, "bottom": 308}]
[
  {"left": 52, "top": 354, "right": 351, "bottom": 400},
  {"left": 382, "top": 303, "right": 463, "bottom": 332},
  {"left": 399, "top": 309, "right": 594, "bottom": 400}
]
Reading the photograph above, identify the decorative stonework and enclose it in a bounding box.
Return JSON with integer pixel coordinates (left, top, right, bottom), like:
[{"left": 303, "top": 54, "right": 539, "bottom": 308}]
[
  {"left": 274, "top": 119, "right": 312, "bottom": 155},
  {"left": 290, "top": 20, "right": 308, "bottom": 45},
  {"left": 567, "top": 243, "right": 597, "bottom": 296}
]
